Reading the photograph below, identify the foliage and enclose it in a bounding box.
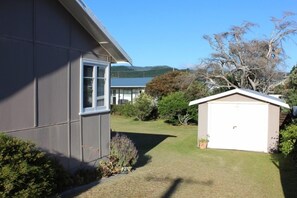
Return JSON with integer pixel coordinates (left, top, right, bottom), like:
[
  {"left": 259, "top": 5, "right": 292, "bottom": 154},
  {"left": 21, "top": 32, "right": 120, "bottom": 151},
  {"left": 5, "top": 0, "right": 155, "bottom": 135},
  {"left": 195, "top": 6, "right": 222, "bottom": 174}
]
[
  {"left": 145, "top": 71, "right": 189, "bottom": 98},
  {"left": 73, "top": 168, "right": 101, "bottom": 186},
  {"left": 198, "top": 137, "right": 209, "bottom": 143},
  {"left": 98, "top": 157, "right": 122, "bottom": 177},
  {"left": 134, "top": 93, "right": 157, "bottom": 121},
  {"left": 99, "top": 133, "right": 138, "bottom": 177},
  {"left": 184, "top": 81, "right": 209, "bottom": 101},
  {"left": 110, "top": 133, "right": 138, "bottom": 167},
  {"left": 280, "top": 124, "right": 297, "bottom": 156},
  {"left": 111, "top": 103, "right": 137, "bottom": 117},
  {"left": 0, "top": 133, "right": 71, "bottom": 197},
  {"left": 274, "top": 65, "right": 297, "bottom": 108},
  {"left": 49, "top": 158, "right": 73, "bottom": 192},
  {"left": 196, "top": 13, "right": 297, "bottom": 93},
  {"left": 158, "top": 92, "right": 197, "bottom": 125}
]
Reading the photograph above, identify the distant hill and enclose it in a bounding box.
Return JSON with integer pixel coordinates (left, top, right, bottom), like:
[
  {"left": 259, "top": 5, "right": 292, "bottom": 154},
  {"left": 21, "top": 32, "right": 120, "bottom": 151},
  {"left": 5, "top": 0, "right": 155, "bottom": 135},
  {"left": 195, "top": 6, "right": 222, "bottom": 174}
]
[{"left": 111, "top": 65, "right": 177, "bottom": 78}]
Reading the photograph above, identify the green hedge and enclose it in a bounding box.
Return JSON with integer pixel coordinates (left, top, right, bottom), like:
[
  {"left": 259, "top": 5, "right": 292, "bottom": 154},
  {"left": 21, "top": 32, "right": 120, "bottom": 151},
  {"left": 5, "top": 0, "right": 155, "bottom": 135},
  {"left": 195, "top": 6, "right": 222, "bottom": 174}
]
[{"left": 0, "top": 133, "right": 71, "bottom": 197}]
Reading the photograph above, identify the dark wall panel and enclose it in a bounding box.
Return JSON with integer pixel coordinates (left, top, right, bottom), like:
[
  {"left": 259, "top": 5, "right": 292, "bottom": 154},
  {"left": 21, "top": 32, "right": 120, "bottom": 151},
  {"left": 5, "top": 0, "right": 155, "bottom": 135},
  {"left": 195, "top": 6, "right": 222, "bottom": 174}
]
[
  {"left": 70, "top": 121, "right": 81, "bottom": 170},
  {"left": 35, "top": 0, "right": 70, "bottom": 47},
  {"left": 70, "top": 50, "right": 81, "bottom": 121},
  {"left": 82, "top": 115, "right": 100, "bottom": 163},
  {"left": 71, "top": 19, "right": 98, "bottom": 51},
  {"left": 36, "top": 44, "right": 68, "bottom": 126},
  {"left": 0, "top": 38, "right": 34, "bottom": 131},
  {"left": 83, "top": 52, "right": 108, "bottom": 62},
  {"left": 9, "top": 124, "right": 69, "bottom": 168},
  {"left": 100, "top": 114, "right": 110, "bottom": 157},
  {"left": 0, "top": 0, "right": 33, "bottom": 40}
]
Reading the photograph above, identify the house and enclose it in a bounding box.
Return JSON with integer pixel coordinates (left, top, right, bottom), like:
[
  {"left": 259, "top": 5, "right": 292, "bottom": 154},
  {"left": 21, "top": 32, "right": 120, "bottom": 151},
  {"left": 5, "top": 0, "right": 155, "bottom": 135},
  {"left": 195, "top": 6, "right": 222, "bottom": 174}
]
[
  {"left": 111, "top": 77, "right": 152, "bottom": 104},
  {"left": 189, "top": 89, "right": 290, "bottom": 153},
  {"left": 0, "top": 0, "right": 131, "bottom": 170}
]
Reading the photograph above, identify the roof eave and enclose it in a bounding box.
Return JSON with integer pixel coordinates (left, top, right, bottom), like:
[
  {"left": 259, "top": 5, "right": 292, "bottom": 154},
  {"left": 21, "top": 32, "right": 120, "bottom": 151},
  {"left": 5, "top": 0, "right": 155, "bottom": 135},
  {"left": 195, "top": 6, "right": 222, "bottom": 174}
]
[
  {"left": 58, "top": 0, "right": 132, "bottom": 64},
  {"left": 189, "top": 89, "right": 290, "bottom": 109}
]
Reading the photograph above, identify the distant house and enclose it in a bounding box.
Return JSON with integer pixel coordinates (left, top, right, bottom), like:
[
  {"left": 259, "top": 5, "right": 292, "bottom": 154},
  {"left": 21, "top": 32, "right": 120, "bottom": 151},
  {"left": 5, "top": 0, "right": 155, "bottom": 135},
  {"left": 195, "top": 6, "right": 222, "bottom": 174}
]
[
  {"left": 111, "top": 77, "right": 153, "bottom": 104},
  {"left": 189, "top": 89, "right": 290, "bottom": 153},
  {"left": 0, "top": 0, "right": 131, "bottom": 170}
]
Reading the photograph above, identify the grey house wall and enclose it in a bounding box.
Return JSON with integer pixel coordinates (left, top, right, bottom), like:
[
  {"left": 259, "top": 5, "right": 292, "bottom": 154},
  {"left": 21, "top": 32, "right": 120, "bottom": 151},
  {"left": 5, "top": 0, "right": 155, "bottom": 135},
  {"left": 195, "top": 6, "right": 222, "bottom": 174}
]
[
  {"left": 197, "top": 94, "right": 281, "bottom": 152},
  {"left": 0, "top": 0, "right": 111, "bottom": 170}
]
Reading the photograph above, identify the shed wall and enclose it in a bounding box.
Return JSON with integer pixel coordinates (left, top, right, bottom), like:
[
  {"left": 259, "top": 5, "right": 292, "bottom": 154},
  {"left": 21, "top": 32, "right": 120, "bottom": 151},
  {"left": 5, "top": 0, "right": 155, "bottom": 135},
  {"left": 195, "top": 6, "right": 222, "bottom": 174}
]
[
  {"left": 268, "top": 104, "right": 280, "bottom": 152},
  {"left": 198, "top": 103, "right": 208, "bottom": 146},
  {"left": 0, "top": 0, "right": 111, "bottom": 170},
  {"left": 216, "top": 94, "right": 257, "bottom": 102}
]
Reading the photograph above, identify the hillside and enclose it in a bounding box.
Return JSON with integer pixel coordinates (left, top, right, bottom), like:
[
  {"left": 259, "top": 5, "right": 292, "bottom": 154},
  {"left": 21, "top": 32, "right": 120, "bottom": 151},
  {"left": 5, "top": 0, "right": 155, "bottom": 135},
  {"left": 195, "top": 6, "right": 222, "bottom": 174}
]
[{"left": 111, "top": 65, "right": 176, "bottom": 78}]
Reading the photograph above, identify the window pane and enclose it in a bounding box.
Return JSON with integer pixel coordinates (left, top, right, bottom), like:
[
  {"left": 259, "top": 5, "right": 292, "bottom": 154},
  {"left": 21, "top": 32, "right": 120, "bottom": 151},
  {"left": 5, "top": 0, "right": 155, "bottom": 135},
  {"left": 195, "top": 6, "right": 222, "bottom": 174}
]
[
  {"left": 83, "top": 78, "right": 93, "bottom": 108},
  {"left": 97, "top": 67, "right": 105, "bottom": 78},
  {"left": 97, "top": 79, "right": 105, "bottom": 107},
  {"left": 84, "top": 66, "right": 93, "bottom": 77}
]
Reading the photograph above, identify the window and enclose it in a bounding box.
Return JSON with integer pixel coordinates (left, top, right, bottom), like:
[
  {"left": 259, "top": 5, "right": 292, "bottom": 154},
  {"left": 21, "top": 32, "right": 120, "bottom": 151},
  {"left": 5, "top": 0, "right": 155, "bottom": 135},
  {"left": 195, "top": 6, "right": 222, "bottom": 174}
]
[{"left": 80, "top": 59, "right": 110, "bottom": 115}]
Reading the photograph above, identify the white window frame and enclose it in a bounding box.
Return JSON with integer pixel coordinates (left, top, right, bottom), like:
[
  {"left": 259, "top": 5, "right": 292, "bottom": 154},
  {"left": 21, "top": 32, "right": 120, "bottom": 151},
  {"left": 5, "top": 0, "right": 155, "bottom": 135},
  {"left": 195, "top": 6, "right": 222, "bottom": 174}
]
[{"left": 79, "top": 58, "right": 110, "bottom": 115}]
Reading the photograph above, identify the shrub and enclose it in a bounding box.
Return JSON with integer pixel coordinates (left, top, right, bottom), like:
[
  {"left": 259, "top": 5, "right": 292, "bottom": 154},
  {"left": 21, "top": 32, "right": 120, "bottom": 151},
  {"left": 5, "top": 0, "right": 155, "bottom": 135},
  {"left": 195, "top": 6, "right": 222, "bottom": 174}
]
[
  {"left": 73, "top": 168, "right": 101, "bottom": 186},
  {"left": 0, "top": 133, "right": 70, "bottom": 197},
  {"left": 134, "top": 93, "right": 157, "bottom": 121},
  {"left": 111, "top": 103, "right": 137, "bottom": 117},
  {"left": 99, "top": 133, "right": 138, "bottom": 177},
  {"left": 280, "top": 124, "right": 297, "bottom": 156},
  {"left": 158, "top": 92, "right": 197, "bottom": 125}
]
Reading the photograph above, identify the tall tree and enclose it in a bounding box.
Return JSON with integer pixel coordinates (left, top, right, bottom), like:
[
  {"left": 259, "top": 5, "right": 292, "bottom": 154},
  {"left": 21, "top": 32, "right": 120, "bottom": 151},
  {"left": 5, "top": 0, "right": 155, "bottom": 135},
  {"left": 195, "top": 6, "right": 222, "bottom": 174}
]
[{"left": 196, "top": 13, "right": 297, "bottom": 93}]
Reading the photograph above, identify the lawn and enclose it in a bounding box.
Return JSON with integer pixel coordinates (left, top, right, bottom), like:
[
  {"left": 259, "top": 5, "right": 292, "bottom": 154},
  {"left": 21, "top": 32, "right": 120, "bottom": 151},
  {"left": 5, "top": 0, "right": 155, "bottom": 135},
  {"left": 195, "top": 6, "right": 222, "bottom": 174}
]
[{"left": 76, "top": 115, "right": 296, "bottom": 198}]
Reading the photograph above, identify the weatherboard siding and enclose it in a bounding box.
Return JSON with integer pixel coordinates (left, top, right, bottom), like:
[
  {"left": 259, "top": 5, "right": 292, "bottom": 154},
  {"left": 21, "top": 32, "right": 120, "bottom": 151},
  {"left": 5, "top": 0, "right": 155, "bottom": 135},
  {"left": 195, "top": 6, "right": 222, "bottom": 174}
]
[
  {"left": 268, "top": 104, "right": 280, "bottom": 152},
  {"left": 198, "top": 103, "right": 208, "bottom": 146},
  {"left": 0, "top": 0, "right": 111, "bottom": 170}
]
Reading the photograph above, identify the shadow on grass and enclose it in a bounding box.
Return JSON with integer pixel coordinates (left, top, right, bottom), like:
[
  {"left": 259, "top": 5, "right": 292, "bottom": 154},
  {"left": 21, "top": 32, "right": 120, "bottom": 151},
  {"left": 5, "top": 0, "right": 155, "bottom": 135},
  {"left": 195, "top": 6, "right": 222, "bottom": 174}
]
[
  {"left": 112, "top": 131, "right": 176, "bottom": 168},
  {"left": 145, "top": 176, "right": 213, "bottom": 198},
  {"left": 271, "top": 153, "right": 297, "bottom": 198}
]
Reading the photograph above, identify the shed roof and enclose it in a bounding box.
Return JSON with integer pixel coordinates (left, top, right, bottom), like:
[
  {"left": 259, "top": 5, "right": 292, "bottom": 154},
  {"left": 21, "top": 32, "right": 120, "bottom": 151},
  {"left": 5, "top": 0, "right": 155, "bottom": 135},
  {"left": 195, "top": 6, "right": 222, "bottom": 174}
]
[
  {"left": 189, "top": 88, "right": 290, "bottom": 109},
  {"left": 59, "top": 0, "right": 132, "bottom": 64},
  {"left": 111, "top": 77, "right": 153, "bottom": 88}
]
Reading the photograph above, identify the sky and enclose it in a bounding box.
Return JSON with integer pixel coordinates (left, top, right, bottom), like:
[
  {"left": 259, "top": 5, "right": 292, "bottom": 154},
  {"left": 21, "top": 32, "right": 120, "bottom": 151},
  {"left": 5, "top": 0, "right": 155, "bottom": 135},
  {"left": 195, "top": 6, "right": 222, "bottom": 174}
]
[{"left": 84, "top": 0, "right": 297, "bottom": 70}]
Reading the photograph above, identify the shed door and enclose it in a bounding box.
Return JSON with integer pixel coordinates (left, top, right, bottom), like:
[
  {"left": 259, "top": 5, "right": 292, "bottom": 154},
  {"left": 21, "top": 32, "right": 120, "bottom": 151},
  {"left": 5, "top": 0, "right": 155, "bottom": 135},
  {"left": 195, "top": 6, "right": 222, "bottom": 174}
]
[{"left": 208, "top": 102, "right": 268, "bottom": 152}]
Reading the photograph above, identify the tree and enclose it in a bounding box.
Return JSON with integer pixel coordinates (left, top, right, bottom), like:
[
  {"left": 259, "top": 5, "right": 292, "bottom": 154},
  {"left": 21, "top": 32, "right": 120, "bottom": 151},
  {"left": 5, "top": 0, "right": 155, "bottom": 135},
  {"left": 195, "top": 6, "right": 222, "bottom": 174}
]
[
  {"left": 196, "top": 13, "right": 297, "bottom": 93},
  {"left": 145, "top": 71, "right": 189, "bottom": 98},
  {"left": 277, "top": 64, "right": 297, "bottom": 107}
]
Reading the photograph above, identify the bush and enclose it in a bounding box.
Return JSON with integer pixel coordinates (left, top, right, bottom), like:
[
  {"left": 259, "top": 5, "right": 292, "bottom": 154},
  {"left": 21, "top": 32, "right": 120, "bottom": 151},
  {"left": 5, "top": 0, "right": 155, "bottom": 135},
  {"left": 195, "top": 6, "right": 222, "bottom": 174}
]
[
  {"left": 73, "top": 168, "right": 101, "bottom": 186},
  {"left": 134, "top": 93, "right": 157, "bottom": 121},
  {"left": 112, "top": 103, "right": 137, "bottom": 117},
  {"left": 0, "top": 133, "right": 71, "bottom": 197},
  {"left": 158, "top": 92, "right": 197, "bottom": 125},
  {"left": 99, "top": 133, "right": 138, "bottom": 177},
  {"left": 280, "top": 124, "right": 297, "bottom": 156}
]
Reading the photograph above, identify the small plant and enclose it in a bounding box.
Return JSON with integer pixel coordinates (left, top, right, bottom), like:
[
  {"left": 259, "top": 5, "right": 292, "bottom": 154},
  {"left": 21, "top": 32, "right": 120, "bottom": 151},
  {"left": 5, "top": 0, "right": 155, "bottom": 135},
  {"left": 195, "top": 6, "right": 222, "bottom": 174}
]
[
  {"left": 198, "top": 136, "right": 209, "bottom": 149},
  {"left": 99, "top": 133, "right": 138, "bottom": 177}
]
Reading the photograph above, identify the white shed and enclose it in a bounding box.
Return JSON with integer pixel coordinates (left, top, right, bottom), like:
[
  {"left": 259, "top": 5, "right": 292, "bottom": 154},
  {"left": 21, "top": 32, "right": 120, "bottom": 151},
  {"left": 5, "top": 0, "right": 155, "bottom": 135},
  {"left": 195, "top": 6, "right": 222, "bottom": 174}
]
[{"left": 189, "top": 89, "right": 290, "bottom": 153}]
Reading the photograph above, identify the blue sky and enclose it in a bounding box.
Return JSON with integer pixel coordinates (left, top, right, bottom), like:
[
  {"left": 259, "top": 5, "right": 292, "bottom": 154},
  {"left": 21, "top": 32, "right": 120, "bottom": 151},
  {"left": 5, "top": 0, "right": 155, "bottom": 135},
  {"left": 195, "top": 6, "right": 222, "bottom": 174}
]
[{"left": 84, "top": 0, "right": 297, "bottom": 70}]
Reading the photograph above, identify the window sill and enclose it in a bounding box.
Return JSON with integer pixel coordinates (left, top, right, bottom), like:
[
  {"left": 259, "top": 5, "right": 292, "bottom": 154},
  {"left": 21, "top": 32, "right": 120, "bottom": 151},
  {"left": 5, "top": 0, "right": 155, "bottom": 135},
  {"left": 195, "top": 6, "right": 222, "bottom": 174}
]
[{"left": 79, "top": 109, "right": 110, "bottom": 116}]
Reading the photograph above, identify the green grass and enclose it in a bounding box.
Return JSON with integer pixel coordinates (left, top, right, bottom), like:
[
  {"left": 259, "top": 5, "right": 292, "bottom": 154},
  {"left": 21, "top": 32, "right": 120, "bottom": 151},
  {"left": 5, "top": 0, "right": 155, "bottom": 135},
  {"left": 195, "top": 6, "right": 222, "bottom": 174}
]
[{"left": 77, "top": 116, "right": 296, "bottom": 198}]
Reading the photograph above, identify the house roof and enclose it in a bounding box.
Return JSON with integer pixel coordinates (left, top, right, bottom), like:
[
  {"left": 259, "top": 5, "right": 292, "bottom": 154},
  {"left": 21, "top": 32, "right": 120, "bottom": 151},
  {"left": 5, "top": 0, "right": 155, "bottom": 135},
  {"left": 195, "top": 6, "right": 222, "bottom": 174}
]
[
  {"left": 111, "top": 77, "right": 153, "bottom": 88},
  {"left": 58, "top": 0, "right": 132, "bottom": 64},
  {"left": 189, "top": 88, "right": 290, "bottom": 109}
]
